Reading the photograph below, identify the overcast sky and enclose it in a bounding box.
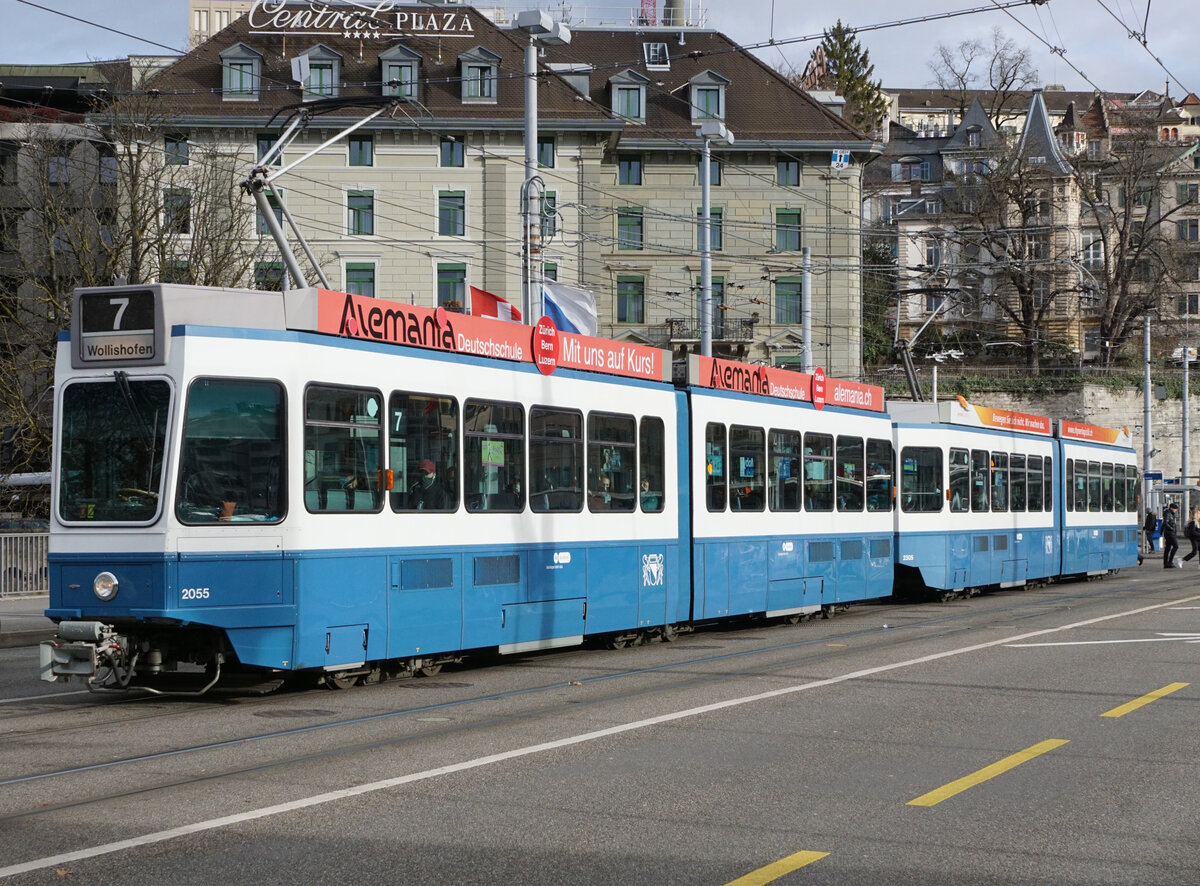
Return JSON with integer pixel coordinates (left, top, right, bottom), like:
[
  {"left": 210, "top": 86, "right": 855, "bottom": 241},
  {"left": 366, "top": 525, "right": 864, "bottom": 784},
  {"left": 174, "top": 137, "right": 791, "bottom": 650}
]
[{"left": 1, "top": 0, "right": 1195, "bottom": 99}]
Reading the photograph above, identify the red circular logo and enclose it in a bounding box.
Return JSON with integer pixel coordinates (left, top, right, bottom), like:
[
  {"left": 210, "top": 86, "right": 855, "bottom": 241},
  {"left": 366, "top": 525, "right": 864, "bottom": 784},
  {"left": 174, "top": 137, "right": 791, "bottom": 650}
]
[
  {"left": 812, "top": 366, "right": 826, "bottom": 410},
  {"left": 533, "top": 316, "right": 559, "bottom": 375}
]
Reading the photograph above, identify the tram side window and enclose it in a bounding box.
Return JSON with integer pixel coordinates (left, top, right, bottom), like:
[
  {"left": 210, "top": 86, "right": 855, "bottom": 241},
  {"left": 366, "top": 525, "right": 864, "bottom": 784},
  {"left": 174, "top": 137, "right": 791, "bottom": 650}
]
[
  {"left": 639, "top": 417, "right": 665, "bottom": 513},
  {"left": 464, "top": 400, "right": 524, "bottom": 512},
  {"left": 1064, "top": 459, "right": 1073, "bottom": 511},
  {"left": 1113, "top": 464, "right": 1125, "bottom": 511},
  {"left": 1071, "top": 459, "right": 1086, "bottom": 512},
  {"left": 804, "top": 433, "right": 834, "bottom": 511},
  {"left": 1044, "top": 456, "right": 1053, "bottom": 511},
  {"left": 706, "top": 423, "right": 727, "bottom": 511},
  {"left": 1088, "top": 461, "right": 1101, "bottom": 512},
  {"left": 900, "top": 446, "right": 942, "bottom": 512},
  {"left": 866, "top": 438, "right": 894, "bottom": 512},
  {"left": 1027, "top": 455, "right": 1044, "bottom": 511},
  {"left": 303, "top": 385, "right": 382, "bottom": 513},
  {"left": 949, "top": 448, "right": 970, "bottom": 513},
  {"left": 174, "top": 379, "right": 284, "bottom": 525},
  {"left": 770, "top": 429, "right": 802, "bottom": 512},
  {"left": 389, "top": 392, "right": 458, "bottom": 513},
  {"left": 836, "top": 436, "right": 864, "bottom": 511},
  {"left": 971, "top": 449, "right": 990, "bottom": 512},
  {"left": 588, "top": 412, "right": 636, "bottom": 512},
  {"left": 1126, "top": 465, "right": 1138, "bottom": 511},
  {"left": 530, "top": 407, "right": 582, "bottom": 512},
  {"left": 1010, "top": 454, "right": 1026, "bottom": 512},
  {"left": 1101, "top": 463, "right": 1114, "bottom": 511},
  {"left": 730, "top": 425, "right": 765, "bottom": 511},
  {"left": 991, "top": 452, "right": 1008, "bottom": 512}
]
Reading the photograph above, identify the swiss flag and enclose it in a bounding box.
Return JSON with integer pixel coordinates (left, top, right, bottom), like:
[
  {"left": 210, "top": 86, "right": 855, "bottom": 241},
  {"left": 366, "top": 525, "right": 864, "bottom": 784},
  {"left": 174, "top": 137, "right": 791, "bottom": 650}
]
[{"left": 469, "top": 285, "right": 522, "bottom": 322}]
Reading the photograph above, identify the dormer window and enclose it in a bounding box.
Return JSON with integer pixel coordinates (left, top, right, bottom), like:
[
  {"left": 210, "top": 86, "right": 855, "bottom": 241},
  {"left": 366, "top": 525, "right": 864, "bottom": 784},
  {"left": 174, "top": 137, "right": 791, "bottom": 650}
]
[
  {"left": 220, "top": 43, "right": 262, "bottom": 101},
  {"left": 296, "top": 44, "right": 342, "bottom": 100},
  {"left": 967, "top": 128, "right": 981, "bottom": 148},
  {"left": 643, "top": 42, "right": 670, "bottom": 70},
  {"left": 688, "top": 70, "right": 729, "bottom": 122},
  {"left": 609, "top": 69, "right": 650, "bottom": 122},
  {"left": 458, "top": 47, "right": 500, "bottom": 103},
  {"left": 379, "top": 43, "right": 421, "bottom": 99}
]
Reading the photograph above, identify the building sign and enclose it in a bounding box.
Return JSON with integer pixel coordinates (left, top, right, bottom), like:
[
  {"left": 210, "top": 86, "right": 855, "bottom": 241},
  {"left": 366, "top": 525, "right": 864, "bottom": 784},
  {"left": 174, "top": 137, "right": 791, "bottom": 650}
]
[
  {"left": 312, "top": 289, "right": 667, "bottom": 382},
  {"left": 948, "top": 395, "right": 1052, "bottom": 436},
  {"left": 689, "top": 355, "right": 885, "bottom": 413},
  {"left": 248, "top": 1, "right": 477, "bottom": 38}
]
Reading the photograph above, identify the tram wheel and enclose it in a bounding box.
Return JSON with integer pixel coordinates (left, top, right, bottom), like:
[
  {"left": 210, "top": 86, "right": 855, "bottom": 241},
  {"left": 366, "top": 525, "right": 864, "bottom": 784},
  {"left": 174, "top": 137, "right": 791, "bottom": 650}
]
[
  {"left": 325, "top": 671, "right": 359, "bottom": 690},
  {"left": 821, "top": 605, "right": 835, "bottom": 619},
  {"left": 660, "top": 624, "right": 678, "bottom": 642},
  {"left": 416, "top": 663, "right": 442, "bottom": 677}
]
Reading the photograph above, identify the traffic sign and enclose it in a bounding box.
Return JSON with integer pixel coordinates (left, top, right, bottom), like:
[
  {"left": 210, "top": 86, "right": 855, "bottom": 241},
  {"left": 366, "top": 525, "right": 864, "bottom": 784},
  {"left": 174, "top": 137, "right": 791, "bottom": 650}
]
[{"left": 1144, "top": 471, "right": 1163, "bottom": 480}]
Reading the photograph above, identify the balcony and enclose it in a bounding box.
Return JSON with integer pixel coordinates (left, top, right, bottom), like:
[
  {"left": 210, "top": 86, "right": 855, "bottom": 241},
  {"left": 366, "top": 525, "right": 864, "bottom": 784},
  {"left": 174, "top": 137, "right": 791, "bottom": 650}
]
[{"left": 665, "top": 317, "right": 756, "bottom": 343}]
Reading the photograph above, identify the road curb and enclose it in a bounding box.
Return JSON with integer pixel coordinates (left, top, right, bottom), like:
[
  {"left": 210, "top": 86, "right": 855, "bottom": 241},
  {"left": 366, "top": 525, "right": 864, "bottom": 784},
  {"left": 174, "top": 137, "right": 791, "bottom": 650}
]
[{"left": 0, "top": 629, "right": 54, "bottom": 649}]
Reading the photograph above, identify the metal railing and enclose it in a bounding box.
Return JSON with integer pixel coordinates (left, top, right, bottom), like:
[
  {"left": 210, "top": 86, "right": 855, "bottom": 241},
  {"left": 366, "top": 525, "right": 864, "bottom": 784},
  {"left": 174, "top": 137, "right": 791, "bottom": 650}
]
[{"left": 0, "top": 533, "right": 49, "bottom": 597}]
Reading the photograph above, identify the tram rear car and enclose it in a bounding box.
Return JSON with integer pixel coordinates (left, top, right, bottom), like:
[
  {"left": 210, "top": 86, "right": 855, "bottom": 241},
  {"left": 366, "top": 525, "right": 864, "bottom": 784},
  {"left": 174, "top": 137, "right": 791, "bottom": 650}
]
[{"left": 1056, "top": 420, "right": 1140, "bottom": 576}]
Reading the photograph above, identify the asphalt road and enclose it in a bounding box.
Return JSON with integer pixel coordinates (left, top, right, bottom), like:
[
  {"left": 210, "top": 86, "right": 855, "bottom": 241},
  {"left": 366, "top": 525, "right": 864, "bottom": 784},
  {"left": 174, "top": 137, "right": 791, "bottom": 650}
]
[{"left": 1, "top": 565, "right": 1198, "bottom": 885}]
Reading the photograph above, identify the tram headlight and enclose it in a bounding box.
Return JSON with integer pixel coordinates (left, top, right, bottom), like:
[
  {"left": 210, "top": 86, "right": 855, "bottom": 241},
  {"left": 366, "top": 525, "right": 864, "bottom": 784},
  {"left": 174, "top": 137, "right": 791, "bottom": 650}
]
[{"left": 93, "top": 571, "right": 119, "bottom": 602}]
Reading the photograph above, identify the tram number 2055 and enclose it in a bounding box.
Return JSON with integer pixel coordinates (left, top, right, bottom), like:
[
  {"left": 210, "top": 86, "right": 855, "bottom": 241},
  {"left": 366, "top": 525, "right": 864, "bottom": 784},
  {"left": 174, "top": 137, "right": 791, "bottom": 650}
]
[{"left": 181, "top": 587, "right": 212, "bottom": 600}]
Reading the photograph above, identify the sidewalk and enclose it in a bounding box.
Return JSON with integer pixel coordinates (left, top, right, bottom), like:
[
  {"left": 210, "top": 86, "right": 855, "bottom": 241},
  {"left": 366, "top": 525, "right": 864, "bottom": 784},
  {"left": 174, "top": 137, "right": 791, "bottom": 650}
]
[{"left": 0, "top": 594, "right": 55, "bottom": 649}]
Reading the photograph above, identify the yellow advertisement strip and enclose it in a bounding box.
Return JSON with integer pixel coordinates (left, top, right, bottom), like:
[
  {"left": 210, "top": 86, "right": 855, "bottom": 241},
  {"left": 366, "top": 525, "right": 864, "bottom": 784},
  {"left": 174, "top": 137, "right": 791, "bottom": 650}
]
[
  {"left": 908, "top": 739, "right": 1069, "bottom": 807},
  {"left": 725, "top": 851, "right": 830, "bottom": 885},
  {"left": 1101, "top": 682, "right": 1189, "bottom": 718}
]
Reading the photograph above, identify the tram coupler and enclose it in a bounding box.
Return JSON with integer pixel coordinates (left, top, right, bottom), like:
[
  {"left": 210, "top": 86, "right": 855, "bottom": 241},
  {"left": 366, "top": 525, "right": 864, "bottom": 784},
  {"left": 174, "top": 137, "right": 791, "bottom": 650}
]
[{"left": 39, "top": 621, "right": 123, "bottom": 683}]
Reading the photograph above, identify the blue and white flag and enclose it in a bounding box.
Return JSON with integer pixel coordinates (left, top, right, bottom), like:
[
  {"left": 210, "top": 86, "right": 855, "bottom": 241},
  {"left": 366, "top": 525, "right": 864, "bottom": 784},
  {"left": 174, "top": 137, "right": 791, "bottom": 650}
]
[{"left": 541, "top": 281, "right": 598, "bottom": 337}]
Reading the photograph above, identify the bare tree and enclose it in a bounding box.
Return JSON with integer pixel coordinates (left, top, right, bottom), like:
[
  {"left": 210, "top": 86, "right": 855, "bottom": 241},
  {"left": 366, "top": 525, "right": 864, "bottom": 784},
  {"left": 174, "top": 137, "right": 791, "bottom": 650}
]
[{"left": 929, "top": 28, "right": 1040, "bottom": 130}]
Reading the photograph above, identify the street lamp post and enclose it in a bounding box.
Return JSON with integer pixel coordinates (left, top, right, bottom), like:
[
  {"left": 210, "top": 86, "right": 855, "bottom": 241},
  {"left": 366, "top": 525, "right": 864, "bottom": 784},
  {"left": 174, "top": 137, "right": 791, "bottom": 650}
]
[
  {"left": 514, "top": 11, "right": 570, "bottom": 323},
  {"left": 697, "top": 121, "right": 733, "bottom": 357}
]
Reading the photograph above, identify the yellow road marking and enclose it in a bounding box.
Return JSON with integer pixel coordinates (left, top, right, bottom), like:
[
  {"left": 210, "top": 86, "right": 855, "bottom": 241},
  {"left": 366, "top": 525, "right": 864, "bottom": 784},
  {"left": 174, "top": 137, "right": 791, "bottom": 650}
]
[
  {"left": 726, "top": 851, "right": 829, "bottom": 885},
  {"left": 1101, "top": 682, "right": 1189, "bottom": 718},
  {"left": 908, "top": 739, "right": 1069, "bottom": 807}
]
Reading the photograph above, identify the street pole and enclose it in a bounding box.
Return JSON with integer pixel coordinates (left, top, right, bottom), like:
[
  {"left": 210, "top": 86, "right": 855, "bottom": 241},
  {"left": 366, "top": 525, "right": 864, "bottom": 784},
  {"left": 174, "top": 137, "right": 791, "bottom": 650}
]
[
  {"left": 1144, "top": 313, "right": 1153, "bottom": 514},
  {"left": 523, "top": 34, "right": 537, "bottom": 323},
  {"left": 801, "top": 245, "right": 813, "bottom": 373},
  {"left": 697, "top": 121, "right": 733, "bottom": 358}
]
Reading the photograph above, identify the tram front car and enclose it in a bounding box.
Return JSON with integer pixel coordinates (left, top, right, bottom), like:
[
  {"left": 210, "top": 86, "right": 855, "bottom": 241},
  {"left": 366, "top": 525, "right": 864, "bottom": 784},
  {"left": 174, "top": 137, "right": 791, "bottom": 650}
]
[{"left": 41, "top": 285, "right": 289, "bottom": 694}]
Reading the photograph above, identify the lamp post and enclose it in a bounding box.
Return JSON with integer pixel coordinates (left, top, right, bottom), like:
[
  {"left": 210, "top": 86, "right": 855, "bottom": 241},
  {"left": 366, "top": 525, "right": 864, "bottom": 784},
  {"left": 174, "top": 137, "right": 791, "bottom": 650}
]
[
  {"left": 697, "top": 120, "right": 733, "bottom": 357},
  {"left": 514, "top": 11, "right": 570, "bottom": 323}
]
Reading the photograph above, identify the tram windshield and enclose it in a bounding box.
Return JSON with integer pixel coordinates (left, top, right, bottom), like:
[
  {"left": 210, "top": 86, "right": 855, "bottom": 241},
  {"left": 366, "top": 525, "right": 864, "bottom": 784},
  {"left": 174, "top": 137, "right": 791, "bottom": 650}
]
[{"left": 58, "top": 376, "right": 171, "bottom": 523}]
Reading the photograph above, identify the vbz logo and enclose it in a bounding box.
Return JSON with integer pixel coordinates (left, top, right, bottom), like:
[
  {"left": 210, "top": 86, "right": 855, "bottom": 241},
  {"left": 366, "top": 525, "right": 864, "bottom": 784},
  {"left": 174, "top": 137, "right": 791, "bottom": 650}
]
[{"left": 641, "top": 553, "right": 665, "bottom": 587}]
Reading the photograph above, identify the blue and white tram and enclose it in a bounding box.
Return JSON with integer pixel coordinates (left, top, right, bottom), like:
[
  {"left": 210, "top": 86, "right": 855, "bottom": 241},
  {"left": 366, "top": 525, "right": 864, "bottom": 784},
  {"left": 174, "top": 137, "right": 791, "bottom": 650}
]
[
  {"left": 41, "top": 284, "right": 685, "bottom": 690},
  {"left": 685, "top": 358, "right": 893, "bottom": 619},
  {"left": 1056, "top": 420, "right": 1140, "bottom": 575},
  {"left": 890, "top": 398, "right": 1061, "bottom": 597}
]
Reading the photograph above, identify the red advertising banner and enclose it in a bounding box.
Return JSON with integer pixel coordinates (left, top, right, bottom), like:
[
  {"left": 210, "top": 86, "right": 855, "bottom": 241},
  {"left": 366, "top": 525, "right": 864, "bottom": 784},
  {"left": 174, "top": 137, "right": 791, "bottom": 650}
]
[
  {"left": 312, "top": 289, "right": 667, "bottom": 382},
  {"left": 1059, "top": 419, "right": 1133, "bottom": 447},
  {"left": 690, "top": 356, "right": 885, "bottom": 413}
]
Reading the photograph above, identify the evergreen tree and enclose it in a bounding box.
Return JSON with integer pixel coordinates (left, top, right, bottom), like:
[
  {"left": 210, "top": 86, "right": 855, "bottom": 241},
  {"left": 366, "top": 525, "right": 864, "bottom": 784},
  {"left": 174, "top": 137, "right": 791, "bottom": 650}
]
[{"left": 818, "top": 21, "right": 888, "bottom": 133}]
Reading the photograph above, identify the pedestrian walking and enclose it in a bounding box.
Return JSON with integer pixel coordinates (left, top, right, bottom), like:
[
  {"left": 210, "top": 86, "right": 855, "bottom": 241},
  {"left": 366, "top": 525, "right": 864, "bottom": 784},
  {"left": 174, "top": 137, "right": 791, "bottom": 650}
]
[
  {"left": 1163, "top": 502, "right": 1181, "bottom": 568},
  {"left": 1141, "top": 508, "right": 1158, "bottom": 565},
  {"left": 1183, "top": 507, "right": 1200, "bottom": 568}
]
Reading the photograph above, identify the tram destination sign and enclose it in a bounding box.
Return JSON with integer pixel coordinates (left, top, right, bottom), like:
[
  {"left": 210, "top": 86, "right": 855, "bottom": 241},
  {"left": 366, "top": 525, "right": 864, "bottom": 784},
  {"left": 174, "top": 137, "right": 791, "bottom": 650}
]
[{"left": 72, "top": 288, "right": 163, "bottom": 368}]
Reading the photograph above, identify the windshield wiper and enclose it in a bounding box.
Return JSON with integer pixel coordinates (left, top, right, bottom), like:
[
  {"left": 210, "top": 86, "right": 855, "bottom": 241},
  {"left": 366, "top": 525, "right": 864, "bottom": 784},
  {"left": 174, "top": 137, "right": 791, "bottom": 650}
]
[{"left": 114, "top": 370, "right": 157, "bottom": 455}]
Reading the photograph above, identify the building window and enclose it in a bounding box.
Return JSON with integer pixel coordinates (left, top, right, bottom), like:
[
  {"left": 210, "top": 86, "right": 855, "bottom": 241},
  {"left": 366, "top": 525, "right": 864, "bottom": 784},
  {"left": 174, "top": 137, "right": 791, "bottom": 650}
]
[
  {"left": 542, "top": 191, "right": 557, "bottom": 239},
  {"left": 1179, "top": 218, "right": 1199, "bottom": 241},
  {"left": 618, "top": 154, "right": 642, "bottom": 185},
  {"left": 97, "top": 147, "right": 118, "bottom": 185},
  {"left": 257, "top": 134, "right": 281, "bottom": 166},
  {"left": 1178, "top": 293, "right": 1200, "bottom": 316},
  {"left": 699, "top": 156, "right": 721, "bottom": 186},
  {"left": 775, "top": 208, "right": 801, "bottom": 252},
  {"left": 214, "top": 9, "right": 229, "bottom": 29},
  {"left": 254, "top": 261, "right": 284, "bottom": 291},
  {"left": 696, "top": 276, "right": 725, "bottom": 338},
  {"left": 383, "top": 60, "right": 415, "bottom": 97},
  {"left": 459, "top": 48, "right": 501, "bottom": 103},
  {"left": 694, "top": 86, "right": 722, "bottom": 119},
  {"left": 924, "top": 238, "right": 941, "bottom": 267},
  {"left": 438, "top": 190, "right": 465, "bottom": 236},
  {"left": 1178, "top": 183, "right": 1200, "bottom": 204},
  {"left": 162, "top": 260, "right": 193, "bottom": 284},
  {"left": 617, "top": 208, "right": 643, "bottom": 250},
  {"left": 437, "top": 263, "right": 466, "bottom": 307},
  {"left": 221, "top": 43, "right": 263, "bottom": 101},
  {"left": 348, "top": 190, "right": 374, "bottom": 236},
  {"left": 48, "top": 154, "right": 69, "bottom": 185},
  {"left": 194, "top": 9, "right": 208, "bottom": 32},
  {"left": 543, "top": 262, "right": 557, "bottom": 281},
  {"left": 440, "top": 136, "right": 464, "bottom": 167},
  {"left": 163, "top": 188, "right": 191, "bottom": 235},
  {"left": 777, "top": 159, "right": 800, "bottom": 186},
  {"left": 538, "top": 136, "right": 555, "bottom": 169},
  {"left": 891, "top": 160, "right": 930, "bottom": 182},
  {"left": 615, "top": 86, "right": 642, "bottom": 119},
  {"left": 349, "top": 134, "right": 373, "bottom": 167},
  {"left": 643, "top": 42, "right": 669, "bottom": 69},
  {"left": 164, "top": 135, "right": 189, "bottom": 166},
  {"left": 925, "top": 292, "right": 944, "bottom": 312},
  {"left": 926, "top": 200, "right": 942, "bottom": 215},
  {"left": 1087, "top": 139, "right": 1103, "bottom": 160},
  {"left": 617, "top": 275, "right": 644, "bottom": 323},
  {"left": 345, "top": 262, "right": 375, "bottom": 298},
  {"left": 697, "top": 207, "right": 723, "bottom": 251},
  {"left": 775, "top": 277, "right": 801, "bottom": 324},
  {"left": 1082, "top": 231, "right": 1103, "bottom": 270},
  {"left": 306, "top": 61, "right": 336, "bottom": 98},
  {"left": 967, "top": 129, "right": 981, "bottom": 148},
  {"left": 256, "top": 191, "right": 283, "bottom": 235}
]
